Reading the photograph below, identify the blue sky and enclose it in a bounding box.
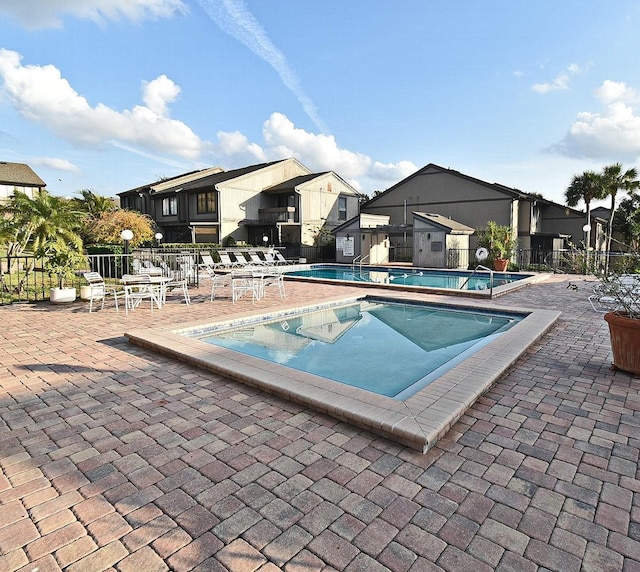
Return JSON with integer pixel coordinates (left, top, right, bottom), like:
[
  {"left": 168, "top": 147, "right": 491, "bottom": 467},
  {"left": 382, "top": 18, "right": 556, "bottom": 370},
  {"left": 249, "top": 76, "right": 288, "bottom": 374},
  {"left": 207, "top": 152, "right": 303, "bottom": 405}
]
[{"left": 1, "top": 1, "right": 640, "bottom": 207}]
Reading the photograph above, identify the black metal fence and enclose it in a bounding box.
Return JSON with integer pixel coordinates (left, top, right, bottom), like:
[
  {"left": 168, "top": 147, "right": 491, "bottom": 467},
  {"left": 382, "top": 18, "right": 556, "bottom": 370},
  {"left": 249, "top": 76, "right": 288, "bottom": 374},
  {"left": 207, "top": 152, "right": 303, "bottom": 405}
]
[{"left": 2, "top": 247, "right": 633, "bottom": 305}]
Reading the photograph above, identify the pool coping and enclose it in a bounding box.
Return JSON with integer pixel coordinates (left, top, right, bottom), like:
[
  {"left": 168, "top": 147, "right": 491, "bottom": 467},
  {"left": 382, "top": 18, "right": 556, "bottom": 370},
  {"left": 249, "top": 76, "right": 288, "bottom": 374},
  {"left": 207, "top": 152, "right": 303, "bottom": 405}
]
[
  {"left": 282, "top": 264, "right": 548, "bottom": 299},
  {"left": 125, "top": 295, "right": 560, "bottom": 453}
]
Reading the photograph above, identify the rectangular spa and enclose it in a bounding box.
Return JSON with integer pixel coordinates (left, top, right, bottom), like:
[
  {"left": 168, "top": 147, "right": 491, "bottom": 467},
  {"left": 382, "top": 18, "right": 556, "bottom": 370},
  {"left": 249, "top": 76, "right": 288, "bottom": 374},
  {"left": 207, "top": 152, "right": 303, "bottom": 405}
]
[
  {"left": 195, "top": 299, "right": 523, "bottom": 400},
  {"left": 126, "top": 296, "right": 560, "bottom": 452}
]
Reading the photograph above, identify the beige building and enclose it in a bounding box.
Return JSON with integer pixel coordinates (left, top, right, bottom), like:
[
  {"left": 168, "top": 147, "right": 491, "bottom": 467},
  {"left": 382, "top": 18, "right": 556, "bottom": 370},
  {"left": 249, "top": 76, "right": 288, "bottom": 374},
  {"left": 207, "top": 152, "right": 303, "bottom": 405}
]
[{"left": 118, "top": 158, "right": 361, "bottom": 247}]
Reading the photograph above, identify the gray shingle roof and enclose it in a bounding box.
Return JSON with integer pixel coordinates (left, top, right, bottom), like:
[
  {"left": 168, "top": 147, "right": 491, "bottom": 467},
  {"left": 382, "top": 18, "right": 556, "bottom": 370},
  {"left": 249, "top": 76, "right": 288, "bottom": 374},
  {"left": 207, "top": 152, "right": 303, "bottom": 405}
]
[{"left": 0, "top": 161, "right": 46, "bottom": 187}]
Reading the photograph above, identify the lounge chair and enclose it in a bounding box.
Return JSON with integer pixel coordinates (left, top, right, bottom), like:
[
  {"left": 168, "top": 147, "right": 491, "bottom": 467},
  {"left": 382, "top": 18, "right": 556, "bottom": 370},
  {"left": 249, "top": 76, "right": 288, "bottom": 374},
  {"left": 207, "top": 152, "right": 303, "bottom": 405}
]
[
  {"left": 273, "top": 251, "right": 293, "bottom": 265},
  {"left": 82, "top": 272, "right": 122, "bottom": 312},
  {"left": 247, "top": 251, "right": 268, "bottom": 266},
  {"left": 218, "top": 251, "right": 239, "bottom": 268},
  {"left": 199, "top": 250, "right": 218, "bottom": 271}
]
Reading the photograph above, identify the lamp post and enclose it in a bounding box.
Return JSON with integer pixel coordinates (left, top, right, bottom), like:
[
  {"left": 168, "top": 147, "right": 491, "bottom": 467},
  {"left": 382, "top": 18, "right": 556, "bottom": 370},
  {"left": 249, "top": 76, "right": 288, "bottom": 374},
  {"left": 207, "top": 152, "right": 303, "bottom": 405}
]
[
  {"left": 582, "top": 224, "right": 592, "bottom": 275},
  {"left": 120, "top": 229, "right": 133, "bottom": 255},
  {"left": 263, "top": 235, "right": 269, "bottom": 248},
  {"left": 155, "top": 232, "right": 163, "bottom": 248}
]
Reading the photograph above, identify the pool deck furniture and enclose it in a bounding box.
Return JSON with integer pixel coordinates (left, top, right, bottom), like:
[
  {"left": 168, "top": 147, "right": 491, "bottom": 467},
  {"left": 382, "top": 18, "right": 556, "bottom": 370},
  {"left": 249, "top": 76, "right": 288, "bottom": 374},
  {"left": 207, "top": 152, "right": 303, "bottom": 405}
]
[
  {"left": 81, "top": 271, "right": 122, "bottom": 312},
  {"left": 121, "top": 273, "right": 166, "bottom": 313}
]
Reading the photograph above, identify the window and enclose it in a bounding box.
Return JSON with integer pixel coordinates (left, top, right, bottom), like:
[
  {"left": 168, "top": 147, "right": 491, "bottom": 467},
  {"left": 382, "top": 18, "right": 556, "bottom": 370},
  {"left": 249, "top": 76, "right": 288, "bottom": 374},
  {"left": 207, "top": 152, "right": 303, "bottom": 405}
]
[
  {"left": 197, "top": 191, "right": 216, "bottom": 214},
  {"left": 338, "top": 196, "right": 347, "bottom": 221},
  {"left": 162, "top": 196, "right": 177, "bottom": 216}
]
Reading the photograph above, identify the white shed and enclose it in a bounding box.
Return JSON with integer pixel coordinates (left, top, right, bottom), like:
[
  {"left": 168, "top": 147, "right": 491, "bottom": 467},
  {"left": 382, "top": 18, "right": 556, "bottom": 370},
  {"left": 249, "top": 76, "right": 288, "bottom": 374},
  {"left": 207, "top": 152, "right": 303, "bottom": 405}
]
[{"left": 412, "top": 212, "right": 474, "bottom": 268}]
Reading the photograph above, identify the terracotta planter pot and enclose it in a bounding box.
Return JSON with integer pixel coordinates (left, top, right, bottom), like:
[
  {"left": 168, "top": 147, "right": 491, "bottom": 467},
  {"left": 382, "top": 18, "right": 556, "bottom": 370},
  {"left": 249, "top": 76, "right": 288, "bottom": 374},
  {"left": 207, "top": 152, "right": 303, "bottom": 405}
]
[
  {"left": 492, "top": 259, "right": 509, "bottom": 272},
  {"left": 604, "top": 312, "right": 640, "bottom": 375}
]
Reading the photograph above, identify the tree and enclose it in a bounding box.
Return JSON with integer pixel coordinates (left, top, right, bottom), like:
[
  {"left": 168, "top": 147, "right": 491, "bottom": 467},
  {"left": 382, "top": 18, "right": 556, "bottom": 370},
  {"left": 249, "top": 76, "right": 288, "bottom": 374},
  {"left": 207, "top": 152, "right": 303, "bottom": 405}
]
[
  {"left": 601, "top": 163, "right": 639, "bottom": 261},
  {"left": 565, "top": 170, "right": 605, "bottom": 250},
  {"left": 89, "top": 209, "right": 154, "bottom": 247},
  {"left": 0, "top": 190, "right": 84, "bottom": 259},
  {"left": 73, "top": 189, "right": 117, "bottom": 244},
  {"left": 613, "top": 196, "right": 640, "bottom": 250}
]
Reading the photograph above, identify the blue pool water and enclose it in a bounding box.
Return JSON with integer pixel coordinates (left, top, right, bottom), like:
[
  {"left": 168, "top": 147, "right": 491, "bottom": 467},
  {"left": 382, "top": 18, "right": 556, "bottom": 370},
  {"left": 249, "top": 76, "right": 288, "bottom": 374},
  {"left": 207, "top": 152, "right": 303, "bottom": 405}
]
[
  {"left": 285, "top": 265, "right": 527, "bottom": 291},
  {"left": 197, "top": 298, "right": 523, "bottom": 399}
]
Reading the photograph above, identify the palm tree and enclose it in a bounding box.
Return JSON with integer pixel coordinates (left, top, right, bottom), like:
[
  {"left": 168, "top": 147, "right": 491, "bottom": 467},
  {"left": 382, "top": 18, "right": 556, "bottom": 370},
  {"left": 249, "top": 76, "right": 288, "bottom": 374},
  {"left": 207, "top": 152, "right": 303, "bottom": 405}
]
[
  {"left": 0, "top": 190, "right": 85, "bottom": 280},
  {"left": 601, "top": 163, "right": 640, "bottom": 267},
  {"left": 565, "top": 170, "right": 605, "bottom": 251}
]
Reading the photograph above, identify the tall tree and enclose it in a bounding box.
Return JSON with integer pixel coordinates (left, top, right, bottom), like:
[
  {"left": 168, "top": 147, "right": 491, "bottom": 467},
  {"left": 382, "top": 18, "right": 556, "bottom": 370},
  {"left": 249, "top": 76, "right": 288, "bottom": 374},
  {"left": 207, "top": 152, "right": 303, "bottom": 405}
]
[
  {"left": 613, "top": 196, "right": 640, "bottom": 251},
  {"left": 565, "top": 170, "right": 604, "bottom": 250},
  {"left": 0, "top": 190, "right": 84, "bottom": 257},
  {"left": 601, "top": 163, "right": 639, "bottom": 262}
]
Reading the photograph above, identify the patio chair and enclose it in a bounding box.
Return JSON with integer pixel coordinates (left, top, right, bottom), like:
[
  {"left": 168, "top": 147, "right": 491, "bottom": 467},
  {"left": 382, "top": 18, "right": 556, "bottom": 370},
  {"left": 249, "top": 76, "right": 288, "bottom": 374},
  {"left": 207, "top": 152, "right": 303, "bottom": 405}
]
[
  {"left": 231, "top": 270, "right": 261, "bottom": 304},
  {"left": 162, "top": 273, "right": 191, "bottom": 305},
  {"left": 122, "top": 274, "right": 163, "bottom": 313},
  {"left": 82, "top": 272, "right": 122, "bottom": 312},
  {"left": 260, "top": 271, "right": 286, "bottom": 300},
  {"left": 202, "top": 267, "right": 232, "bottom": 301}
]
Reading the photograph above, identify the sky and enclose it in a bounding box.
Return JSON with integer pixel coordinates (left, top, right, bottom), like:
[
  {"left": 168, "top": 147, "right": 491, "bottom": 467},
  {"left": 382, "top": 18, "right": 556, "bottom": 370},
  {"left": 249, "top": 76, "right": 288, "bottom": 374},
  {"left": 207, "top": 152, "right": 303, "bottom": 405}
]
[{"left": 1, "top": 1, "right": 640, "bottom": 209}]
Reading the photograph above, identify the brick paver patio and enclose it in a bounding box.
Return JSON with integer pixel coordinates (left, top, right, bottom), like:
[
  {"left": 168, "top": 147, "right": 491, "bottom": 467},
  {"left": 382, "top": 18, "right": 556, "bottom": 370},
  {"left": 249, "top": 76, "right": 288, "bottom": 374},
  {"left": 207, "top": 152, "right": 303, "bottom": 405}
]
[{"left": 0, "top": 273, "right": 638, "bottom": 571}]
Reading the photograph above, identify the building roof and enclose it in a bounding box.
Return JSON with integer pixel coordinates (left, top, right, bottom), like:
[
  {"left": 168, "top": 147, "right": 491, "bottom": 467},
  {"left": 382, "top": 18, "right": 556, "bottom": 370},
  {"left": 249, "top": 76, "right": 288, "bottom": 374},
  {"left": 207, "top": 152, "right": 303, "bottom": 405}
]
[
  {"left": 263, "top": 173, "right": 328, "bottom": 193},
  {"left": 413, "top": 212, "right": 474, "bottom": 234},
  {"left": 0, "top": 161, "right": 46, "bottom": 187},
  {"left": 118, "top": 160, "right": 288, "bottom": 197},
  {"left": 363, "top": 162, "right": 587, "bottom": 217}
]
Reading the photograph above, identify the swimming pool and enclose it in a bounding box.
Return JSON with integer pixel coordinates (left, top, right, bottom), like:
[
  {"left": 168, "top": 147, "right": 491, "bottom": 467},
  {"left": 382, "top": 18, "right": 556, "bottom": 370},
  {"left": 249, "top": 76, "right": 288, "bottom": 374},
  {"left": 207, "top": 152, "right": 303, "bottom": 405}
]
[
  {"left": 284, "top": 264, "right": 540, "bottom": 297},
  {"left": 126, "top": 294, "right": 559, "bottom": 452},
  {"left": 197, "top": 299, "right": 522, "bottom": 400}
]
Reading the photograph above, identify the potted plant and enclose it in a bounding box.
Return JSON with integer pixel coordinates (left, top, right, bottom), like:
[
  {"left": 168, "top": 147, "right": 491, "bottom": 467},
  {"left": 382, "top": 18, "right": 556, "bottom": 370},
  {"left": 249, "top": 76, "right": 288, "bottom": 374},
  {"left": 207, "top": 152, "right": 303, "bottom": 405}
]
[
  {"left": 569, "top": 251, "right": 640, "bottom": 375},
  {"left": 476, "top": 221, "right": 518, "bottom": 271},
  {"left": 42, "top": 244, "right": 88, "bottom": 303}
]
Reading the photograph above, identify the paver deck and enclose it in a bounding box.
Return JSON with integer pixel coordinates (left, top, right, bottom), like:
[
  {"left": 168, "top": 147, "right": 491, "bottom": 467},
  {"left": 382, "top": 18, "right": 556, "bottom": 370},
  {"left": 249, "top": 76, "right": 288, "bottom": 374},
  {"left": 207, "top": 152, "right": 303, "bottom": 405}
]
[{"left": 0, "top": 273, "right": 638, "bottom": 571}]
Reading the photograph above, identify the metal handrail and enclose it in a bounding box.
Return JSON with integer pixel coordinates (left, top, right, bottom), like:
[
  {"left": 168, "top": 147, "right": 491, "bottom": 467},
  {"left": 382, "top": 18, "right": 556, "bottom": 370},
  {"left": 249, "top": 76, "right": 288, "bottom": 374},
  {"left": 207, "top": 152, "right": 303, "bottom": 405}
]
[{"left": 459, "top": 264, "right": 494, "bottom": 297}]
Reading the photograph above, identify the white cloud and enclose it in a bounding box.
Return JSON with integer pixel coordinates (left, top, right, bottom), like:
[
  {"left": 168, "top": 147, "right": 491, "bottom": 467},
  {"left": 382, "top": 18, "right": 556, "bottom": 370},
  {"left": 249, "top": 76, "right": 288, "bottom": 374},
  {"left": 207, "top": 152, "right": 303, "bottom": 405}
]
[
  {"left": 215, "top": 131, "right": 266, "bottom": 163},
  {"left": 0, "top": 0, "right": 186, "bottom": 29},
  {"left": 31, "top": 157, "right": 79, "bottom": 173},
  {"left": 551, "top": 80, "right": 640, "bottom": 160},
  {"left": 142, "top": 75, "right": 181, "bottom": 117},
  {"left": 532, "top": 63, "right": 581, "bottom": 93},
  {"left": 0, "top": 49, "right": 203, "bottom": 159},
  {"left": 214, "top": 112, "right": 417, "bottom": 194},
  {"left": 195, "top": 0, "right": 329, "bottom": 134},
  {"left": 595, "top": 80, "right": 639, "bottom": 104}
]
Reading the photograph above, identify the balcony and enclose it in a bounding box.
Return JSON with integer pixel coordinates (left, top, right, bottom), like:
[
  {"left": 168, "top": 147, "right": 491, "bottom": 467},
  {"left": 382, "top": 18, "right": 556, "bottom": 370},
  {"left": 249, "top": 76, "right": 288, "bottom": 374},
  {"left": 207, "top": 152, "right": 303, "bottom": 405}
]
[{"left": 258, "top": 206, "right": 297, "bottom": 223}]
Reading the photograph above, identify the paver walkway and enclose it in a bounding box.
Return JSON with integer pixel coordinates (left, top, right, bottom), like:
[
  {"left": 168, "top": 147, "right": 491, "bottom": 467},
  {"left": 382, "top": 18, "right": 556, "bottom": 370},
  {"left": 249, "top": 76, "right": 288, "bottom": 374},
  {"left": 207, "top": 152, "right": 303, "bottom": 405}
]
[{"left": 0, "top": 273, "right": 638, "bottom": 571}]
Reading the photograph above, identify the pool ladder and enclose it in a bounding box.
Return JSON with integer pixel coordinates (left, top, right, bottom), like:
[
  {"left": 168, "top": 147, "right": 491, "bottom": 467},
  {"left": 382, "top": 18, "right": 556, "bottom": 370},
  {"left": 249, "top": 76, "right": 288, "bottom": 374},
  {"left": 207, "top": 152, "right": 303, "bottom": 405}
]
[
  {"left": 352, "top": 254, "right": 370, "bottom": 278},
  {"left": 459, "top": 264, "right": 494, "bottom": 297}
]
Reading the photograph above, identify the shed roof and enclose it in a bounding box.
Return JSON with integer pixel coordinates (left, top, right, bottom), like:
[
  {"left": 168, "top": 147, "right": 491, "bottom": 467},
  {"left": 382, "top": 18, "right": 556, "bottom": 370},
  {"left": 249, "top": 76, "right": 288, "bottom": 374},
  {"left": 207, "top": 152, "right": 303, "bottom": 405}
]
[
  {"left": 0, "top": 161, "right": 46, "bottom": 187},
  {"left": 413, "top": 212, "right": 474, "bottom": 234}
]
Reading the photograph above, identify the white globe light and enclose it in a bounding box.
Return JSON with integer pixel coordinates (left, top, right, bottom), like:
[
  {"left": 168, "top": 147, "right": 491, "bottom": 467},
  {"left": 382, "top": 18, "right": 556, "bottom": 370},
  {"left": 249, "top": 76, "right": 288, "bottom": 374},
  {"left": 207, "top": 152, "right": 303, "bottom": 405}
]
[
  {"left": 120, "top": 229, "right": 133, "bottom": 241},
  {"left": 155, "top": 232, "right": 163, "bottom": 240},
  {"left": 582, "top": 224, "right": 591, "bottom": 232}
]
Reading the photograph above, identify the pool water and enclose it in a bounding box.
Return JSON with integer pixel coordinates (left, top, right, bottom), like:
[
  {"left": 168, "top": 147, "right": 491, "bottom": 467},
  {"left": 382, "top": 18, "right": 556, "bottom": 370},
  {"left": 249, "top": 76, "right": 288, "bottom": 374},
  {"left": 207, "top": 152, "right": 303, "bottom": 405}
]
[
  {"left": 285, "top": 265, "right": 527, "bottom": 291},
  {"left": 197, "top": 298, "right": 523, "bottom": 399}
]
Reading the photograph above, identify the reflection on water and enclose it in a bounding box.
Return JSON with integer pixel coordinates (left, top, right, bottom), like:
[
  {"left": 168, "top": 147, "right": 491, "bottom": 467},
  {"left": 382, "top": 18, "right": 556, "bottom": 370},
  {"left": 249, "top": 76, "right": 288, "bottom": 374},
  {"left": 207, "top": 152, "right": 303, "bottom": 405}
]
[{"left": 198, "top": 300, "right": 522, "bottom": 399}]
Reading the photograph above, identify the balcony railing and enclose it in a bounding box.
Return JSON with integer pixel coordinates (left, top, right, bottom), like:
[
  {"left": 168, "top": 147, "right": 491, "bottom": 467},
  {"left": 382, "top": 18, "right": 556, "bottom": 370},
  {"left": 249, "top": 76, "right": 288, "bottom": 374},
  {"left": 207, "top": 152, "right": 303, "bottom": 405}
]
[{"left": 258, "top": 207, "right": 297, "bottom": 223}]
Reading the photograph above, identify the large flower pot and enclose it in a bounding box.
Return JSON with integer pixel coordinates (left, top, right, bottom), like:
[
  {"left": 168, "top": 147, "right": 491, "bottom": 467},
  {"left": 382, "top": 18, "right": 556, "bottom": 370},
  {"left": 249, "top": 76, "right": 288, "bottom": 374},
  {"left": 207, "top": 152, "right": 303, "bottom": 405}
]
[
  {"left": 50, "top": 287, "right": 76, "bottom": 304},
  {"left": 492, "top": 259, "right": 509, "bottom": 272},
  {"left": 604, "top": 312, "right": 640, "bottom": 375}
]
